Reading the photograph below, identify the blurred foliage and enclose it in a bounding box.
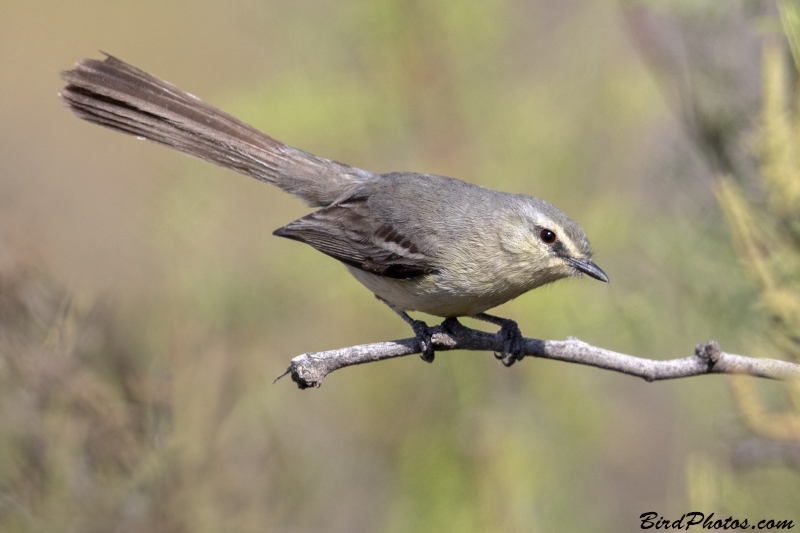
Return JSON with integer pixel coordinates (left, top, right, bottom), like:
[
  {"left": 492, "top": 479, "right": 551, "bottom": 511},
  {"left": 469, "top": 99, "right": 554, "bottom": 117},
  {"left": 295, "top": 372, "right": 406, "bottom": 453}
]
[
  {"left": 665, "top": 0, "right": 800, "bottom": 519},
  {"left": 1, "top": 0, "right": 799, "bottom": 531},
  {"left": 715, "top": 2, "right": 800, "bottom": 440}
]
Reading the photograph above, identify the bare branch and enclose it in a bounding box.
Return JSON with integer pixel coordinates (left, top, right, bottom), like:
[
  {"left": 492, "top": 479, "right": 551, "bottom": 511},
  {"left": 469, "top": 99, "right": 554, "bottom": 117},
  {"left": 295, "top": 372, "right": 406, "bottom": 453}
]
[{"left": 275, "top": 321, "right": 800, "bottom": 389}]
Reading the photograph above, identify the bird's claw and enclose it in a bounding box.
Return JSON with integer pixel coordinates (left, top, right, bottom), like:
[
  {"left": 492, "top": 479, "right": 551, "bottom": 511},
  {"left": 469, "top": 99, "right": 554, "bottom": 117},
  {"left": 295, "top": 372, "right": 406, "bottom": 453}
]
[
  {"left": 493, "top": 320, "right": 525, "bottom": 367},
  {"left": 411, "top": 320, "right": 436, "bottom": 363}
]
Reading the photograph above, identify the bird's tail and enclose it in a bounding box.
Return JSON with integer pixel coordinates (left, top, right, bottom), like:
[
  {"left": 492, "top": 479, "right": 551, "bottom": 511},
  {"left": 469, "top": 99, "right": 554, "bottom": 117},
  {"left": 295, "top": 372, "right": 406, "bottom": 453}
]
[{"left": 59, "top": 55, "right": 373, "bottom": 207}]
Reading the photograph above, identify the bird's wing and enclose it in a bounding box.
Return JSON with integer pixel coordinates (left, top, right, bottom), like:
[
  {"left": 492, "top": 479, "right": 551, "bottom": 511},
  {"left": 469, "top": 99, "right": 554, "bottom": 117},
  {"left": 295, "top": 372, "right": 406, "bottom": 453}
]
[{"left": 273, "top": 197, "right": 436, "bottom": 279}]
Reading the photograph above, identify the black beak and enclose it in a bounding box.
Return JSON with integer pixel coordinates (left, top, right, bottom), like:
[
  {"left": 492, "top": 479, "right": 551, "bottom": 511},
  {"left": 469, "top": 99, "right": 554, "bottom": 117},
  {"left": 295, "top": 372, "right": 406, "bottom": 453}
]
[{"left": 566, "top": 258, "right": 609, "bottom": 283}]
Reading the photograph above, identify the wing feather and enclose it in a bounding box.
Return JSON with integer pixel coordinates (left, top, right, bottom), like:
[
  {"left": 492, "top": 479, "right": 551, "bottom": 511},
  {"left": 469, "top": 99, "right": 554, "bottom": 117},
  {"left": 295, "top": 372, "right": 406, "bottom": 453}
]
[{"left": 273, "top": 198, "right": 436, "bottom": 279}]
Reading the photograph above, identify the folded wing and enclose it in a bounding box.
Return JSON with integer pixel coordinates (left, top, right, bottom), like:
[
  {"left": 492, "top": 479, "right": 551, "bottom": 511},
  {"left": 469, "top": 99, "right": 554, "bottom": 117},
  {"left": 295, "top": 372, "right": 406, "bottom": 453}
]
[{"left": 273, "top": 197, "right": 436, "bottom": 279}]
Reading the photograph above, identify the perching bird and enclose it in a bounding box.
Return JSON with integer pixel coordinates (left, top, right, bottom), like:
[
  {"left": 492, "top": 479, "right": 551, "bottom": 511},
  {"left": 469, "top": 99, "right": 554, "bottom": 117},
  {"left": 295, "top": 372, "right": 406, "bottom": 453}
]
[{"left": 59, "top": 55, "right": 608, "bottom": 365}]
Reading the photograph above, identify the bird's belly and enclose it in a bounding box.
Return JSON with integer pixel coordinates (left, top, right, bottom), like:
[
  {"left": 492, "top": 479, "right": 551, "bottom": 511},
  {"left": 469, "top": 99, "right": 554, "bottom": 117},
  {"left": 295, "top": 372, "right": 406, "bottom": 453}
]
[{"left": 345, "top": 266, "right": 529, "bottom": 317}]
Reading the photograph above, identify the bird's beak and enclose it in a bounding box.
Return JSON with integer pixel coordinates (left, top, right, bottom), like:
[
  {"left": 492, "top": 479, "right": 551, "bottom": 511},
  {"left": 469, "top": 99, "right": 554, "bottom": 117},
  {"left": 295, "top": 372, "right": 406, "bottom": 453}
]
[{"left": 566, "top": 257, "right": 609, "bottom": 283}]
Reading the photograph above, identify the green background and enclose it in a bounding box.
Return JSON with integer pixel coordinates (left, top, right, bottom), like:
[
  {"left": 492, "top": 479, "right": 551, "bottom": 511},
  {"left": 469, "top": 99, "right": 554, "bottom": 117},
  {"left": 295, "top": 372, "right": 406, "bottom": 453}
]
[{"left": 0, "top": 0, "right": 795, "bottom": 531}]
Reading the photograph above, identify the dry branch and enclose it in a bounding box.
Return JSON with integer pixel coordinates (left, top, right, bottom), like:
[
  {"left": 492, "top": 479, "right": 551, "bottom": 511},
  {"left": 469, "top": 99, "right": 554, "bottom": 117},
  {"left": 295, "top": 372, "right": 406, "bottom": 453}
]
[{"left": 275, "top": 320, "right": 800, "bottom": 389}]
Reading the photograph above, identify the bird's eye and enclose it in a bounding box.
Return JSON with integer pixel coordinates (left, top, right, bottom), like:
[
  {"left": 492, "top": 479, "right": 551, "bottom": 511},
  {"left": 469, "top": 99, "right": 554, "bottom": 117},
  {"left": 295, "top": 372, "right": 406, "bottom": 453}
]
[{"left": 540, "top": 229, "right": 557, "bottom": 244}]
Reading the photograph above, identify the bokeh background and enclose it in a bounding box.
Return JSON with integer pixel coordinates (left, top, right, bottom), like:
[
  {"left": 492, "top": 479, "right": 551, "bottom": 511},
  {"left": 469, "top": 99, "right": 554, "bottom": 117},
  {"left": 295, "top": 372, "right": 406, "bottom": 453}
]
[{"left": 1, "top": 0, "right": 798, "bottom": 531}]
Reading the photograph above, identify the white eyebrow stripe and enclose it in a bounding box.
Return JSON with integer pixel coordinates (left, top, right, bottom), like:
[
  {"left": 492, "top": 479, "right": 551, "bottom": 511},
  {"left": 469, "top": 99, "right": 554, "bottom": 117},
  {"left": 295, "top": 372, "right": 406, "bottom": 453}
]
[
  {"left": 559, "top": 238, "right": 583, "bottom": 258},
  {"left": 534, "top": 214, "right": 584, "bottom": 258}
]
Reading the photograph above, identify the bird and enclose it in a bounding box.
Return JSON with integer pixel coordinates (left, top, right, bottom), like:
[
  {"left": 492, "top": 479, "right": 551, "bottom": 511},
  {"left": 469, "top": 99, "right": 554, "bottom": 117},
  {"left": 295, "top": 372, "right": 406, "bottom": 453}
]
[{"left": 59, "top": 54, "right": 608, "bottom": 366}]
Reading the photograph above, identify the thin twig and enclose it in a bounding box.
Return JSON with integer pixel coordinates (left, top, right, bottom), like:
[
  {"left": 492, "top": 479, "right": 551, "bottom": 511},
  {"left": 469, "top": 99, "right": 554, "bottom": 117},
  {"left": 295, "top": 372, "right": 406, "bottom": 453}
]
[{"left": 275, "top": 320, "right": 800, "bottom": 389}]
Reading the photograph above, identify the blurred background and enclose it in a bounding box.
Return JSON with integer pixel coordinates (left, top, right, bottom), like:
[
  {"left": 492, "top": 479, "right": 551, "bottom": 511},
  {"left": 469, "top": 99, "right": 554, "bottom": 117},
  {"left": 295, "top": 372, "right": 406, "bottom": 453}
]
[{"left": 1, "top": 0, "right": 799, "bottom": 531}]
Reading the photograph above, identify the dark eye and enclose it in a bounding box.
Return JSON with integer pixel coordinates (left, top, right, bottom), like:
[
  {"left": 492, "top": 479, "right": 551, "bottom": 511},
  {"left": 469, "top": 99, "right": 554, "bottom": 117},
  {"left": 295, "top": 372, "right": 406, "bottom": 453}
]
[{"left": 540, "top": 229, "right": 557, "bottom": 244}]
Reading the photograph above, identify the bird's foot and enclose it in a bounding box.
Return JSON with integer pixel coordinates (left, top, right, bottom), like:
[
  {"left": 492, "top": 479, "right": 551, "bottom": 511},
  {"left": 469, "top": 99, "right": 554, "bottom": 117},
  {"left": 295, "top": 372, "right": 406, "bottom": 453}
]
[
  {"left": 375, "top": 296, "right": 437, "bottom": 363},
  {"left": 407, "top": 319, "right": 436, "bottom": 363},
  {"left": 441, "top": 317, "right": 463, "bottom": 335},
  {"left": 471, "top": 313, "right": 526, "bottom": 367},
  {"left": 495, "top": 320, "right": 525, "bottom": 367}
]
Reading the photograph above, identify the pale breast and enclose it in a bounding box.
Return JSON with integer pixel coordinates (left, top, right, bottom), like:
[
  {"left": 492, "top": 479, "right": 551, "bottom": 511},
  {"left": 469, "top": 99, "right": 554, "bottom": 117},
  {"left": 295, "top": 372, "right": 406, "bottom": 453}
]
[{"left": 346, "top": 266, "right": 534, "bottom": 317}]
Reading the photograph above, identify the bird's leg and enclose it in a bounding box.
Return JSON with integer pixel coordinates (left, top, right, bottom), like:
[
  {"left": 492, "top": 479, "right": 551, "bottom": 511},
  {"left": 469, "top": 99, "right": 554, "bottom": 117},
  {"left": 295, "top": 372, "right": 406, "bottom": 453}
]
[
  {"left": 376, "top": 296, "right": 436, "bottom": 363},
  {"left": 471, "top": 313, "right": 525, "bottom": 367}
]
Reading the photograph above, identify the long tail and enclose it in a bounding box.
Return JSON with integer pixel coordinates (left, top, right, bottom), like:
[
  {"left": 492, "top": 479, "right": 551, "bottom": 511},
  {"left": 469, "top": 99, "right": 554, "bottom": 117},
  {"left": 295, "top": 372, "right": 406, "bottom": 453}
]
[{"left": 59, "top": 55, "right": 374, "bottom": 207}]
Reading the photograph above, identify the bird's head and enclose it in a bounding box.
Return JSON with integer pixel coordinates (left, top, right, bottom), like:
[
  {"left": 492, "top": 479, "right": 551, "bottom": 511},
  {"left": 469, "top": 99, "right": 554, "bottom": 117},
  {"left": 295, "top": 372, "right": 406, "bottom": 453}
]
[{"left": 500, "top": 196, "right": 609, "bottom": 287}]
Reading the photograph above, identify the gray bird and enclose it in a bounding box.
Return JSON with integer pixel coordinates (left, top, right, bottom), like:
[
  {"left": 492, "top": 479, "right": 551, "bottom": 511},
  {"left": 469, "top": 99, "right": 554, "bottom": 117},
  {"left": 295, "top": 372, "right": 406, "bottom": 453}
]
[{"left": 59, "top": 55, "right": 608, "bottom": 365}]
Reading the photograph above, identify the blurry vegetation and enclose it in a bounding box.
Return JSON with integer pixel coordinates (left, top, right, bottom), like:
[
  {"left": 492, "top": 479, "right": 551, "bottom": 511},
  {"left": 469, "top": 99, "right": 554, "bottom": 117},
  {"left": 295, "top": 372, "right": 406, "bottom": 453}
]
[
  {"left": 635, "top": 0, "right": 800, "bottom": 517},
  {"left": 1, "top": 0, "right": 799, "bottom": 531},
  {"left": 714, "top": 0, "right": 800, "bottom": 465}
]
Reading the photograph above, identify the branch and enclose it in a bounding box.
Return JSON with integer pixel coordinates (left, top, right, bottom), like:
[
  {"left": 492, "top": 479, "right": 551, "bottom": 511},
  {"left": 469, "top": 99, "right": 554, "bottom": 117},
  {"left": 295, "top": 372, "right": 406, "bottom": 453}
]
[{"left": 274, "top": 321, "right": 800, "bottom": 389}]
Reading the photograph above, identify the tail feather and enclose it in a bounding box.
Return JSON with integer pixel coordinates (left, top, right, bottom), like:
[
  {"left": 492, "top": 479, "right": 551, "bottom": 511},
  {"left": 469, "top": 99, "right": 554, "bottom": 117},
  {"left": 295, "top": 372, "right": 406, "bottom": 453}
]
[{"left": 59, "top": 55, "right": 374, "bottom": 207}]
